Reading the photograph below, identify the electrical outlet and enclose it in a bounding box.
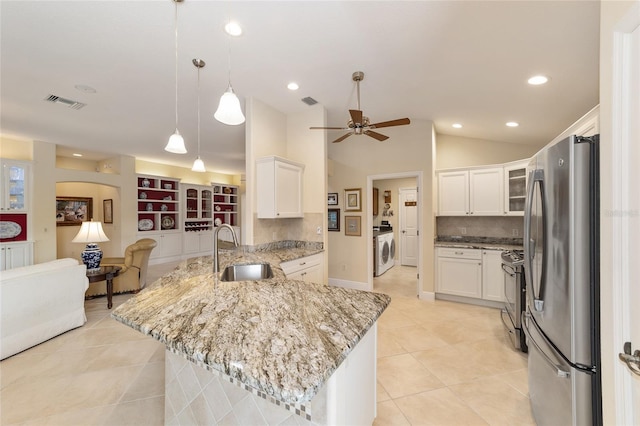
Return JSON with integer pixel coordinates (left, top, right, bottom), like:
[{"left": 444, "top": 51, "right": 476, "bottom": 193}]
[
  {"left": 316, "top": 226, "right": 322, "bottom": 235},
  {"left": 512, "top": 229, "right": 519, "bottom": 237},
  {"left": 460, "top": 227, "right": 467, "bottom": 235}
]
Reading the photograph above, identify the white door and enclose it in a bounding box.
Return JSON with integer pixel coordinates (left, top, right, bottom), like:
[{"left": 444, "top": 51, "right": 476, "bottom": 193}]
[
  {"left": 622, "top": 17, "right": 640, "bottom": 424},
  {"left": 399, "top": 188, "right": 418, "bottom": 266},
  {"left": 608, "top": 5, "right": 640, "bottom": 424}
]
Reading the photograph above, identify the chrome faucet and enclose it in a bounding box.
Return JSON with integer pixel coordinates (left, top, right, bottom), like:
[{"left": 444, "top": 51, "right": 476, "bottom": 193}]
[{"left": 213, "top": 223, "right": 239, "bottom": 274}]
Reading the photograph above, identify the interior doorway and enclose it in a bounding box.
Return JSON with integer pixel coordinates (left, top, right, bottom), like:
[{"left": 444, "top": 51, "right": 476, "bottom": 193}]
[{"left": 368, "top": 172, "right": 421, "bottom": 297}]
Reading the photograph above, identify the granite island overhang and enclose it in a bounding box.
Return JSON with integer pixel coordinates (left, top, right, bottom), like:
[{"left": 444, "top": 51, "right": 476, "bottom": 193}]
[{"left": 112, "top": 245, "right": 390, "bottom": 424}]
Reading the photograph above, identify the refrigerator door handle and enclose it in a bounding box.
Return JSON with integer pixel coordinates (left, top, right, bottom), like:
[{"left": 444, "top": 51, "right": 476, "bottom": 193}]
[
  {"left": 522, "top": 311, "right": 571, "bottom": 378},
  {"left": 524, "top": 168, "right": 547, "bottom": 312}
]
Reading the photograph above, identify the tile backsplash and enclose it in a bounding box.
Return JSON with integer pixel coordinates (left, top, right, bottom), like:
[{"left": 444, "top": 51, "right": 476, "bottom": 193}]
[{"left": 436, "top": 216, "right": 524, "bottom": 239}]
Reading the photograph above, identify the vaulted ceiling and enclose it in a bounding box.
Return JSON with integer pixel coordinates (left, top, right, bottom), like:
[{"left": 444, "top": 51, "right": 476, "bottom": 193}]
[{"left": 0, "top": 1, "right": 600, "bottom": 175}]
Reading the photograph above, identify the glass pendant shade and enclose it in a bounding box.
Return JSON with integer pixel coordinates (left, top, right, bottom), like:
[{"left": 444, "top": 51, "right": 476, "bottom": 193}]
[
  {"left": 214, "top": 86, "right": 245, "bottom": 125},
  {"left": 192, "top": 156, "right": 206, "bottom": 172},
  {"left": 165, "top": 129, "right": 187, "bottom": 154}
]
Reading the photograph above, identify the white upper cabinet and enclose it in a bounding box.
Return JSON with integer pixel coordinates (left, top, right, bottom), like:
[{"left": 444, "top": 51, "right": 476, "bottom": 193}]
[
  {"left": 437, "top": 170, "right": 469, "bottom": 216},
  {"left": 469, "top": 168, "right": 503, "bottom": 215},
  {"left": 1, "top": 160, "right": 30, "bottom": 212},
  {"left": 256, "top": 156, "right": 305, "bottom": 219},
  {"left": 437, "top": 167, "right": 503, "bottom": 216}
]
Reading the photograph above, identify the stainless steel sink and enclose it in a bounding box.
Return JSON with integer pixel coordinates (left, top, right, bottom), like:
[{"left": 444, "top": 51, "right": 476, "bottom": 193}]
[{"left": 220, "top": 263, "right": 274, "bottom": 282}]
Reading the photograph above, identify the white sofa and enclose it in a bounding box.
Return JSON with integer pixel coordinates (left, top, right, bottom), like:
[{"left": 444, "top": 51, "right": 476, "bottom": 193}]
[{"left": 1, "top": 258, "right": 88, "bottom": 360}]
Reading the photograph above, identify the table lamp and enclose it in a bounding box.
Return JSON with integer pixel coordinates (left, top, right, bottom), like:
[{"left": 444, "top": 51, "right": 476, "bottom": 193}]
[{"left": 72, "top": 219, "right": 110, "bottom": 271}]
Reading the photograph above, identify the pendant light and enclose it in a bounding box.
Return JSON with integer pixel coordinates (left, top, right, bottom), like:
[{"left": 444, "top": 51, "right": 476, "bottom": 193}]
[
  {"left": 214, "top": 24, "right": 245, "bottom": 126},
  {"left": 165, "top": 0, "right": 187, "bottom": 154},
  {"left": 191, "top": 59, "right": 206, "bottom": 172}
]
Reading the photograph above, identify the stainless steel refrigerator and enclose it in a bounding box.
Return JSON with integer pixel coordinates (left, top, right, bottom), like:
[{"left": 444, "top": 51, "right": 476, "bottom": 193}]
[{"left": 523, "top": 134, "right": 601, "bottom": 425}]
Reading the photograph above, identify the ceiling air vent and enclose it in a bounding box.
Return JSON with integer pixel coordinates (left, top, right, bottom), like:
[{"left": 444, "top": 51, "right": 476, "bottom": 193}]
[
  {"left": 44, "top": 94, "right": 86, "bottom": 110},
  {"left": 301, "top": 96, "right": 318, "bottom": 106}
]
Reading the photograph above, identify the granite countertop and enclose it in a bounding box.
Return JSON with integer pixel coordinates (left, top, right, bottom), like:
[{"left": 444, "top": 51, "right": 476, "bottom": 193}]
[
  {"left": 111, "top": 243, "right": 390, "bottom": 405},
  {"left": 435, "top": 236, "right": 524, "bottom": 251}
]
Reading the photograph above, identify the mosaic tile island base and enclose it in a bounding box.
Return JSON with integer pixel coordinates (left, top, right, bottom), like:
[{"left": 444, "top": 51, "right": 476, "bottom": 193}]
[{"left": 111, "top": 242, "right": 390, "bottom": 424}]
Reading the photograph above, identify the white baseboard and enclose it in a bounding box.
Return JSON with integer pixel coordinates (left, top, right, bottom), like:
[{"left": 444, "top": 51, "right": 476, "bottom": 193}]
[
  {"left": 328, "top": 278, "right": 369, "bottom": 291},
  {"left": 419, "top": 291, "right": 435, "bottom": 301}
]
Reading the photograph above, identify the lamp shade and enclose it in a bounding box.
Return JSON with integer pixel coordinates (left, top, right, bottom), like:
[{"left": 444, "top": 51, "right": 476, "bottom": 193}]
[
  {"left": 165, "top": 129, "right": 187, "bottom": 154},
  {"left": 72, "top": 220, "right": 110, "bottom": 243},
  {"left": 214, "top": 86, "right": 245, "bottom": 125},
  {"left": 191, "top": 156, "right": 206, "bottom": 172}
]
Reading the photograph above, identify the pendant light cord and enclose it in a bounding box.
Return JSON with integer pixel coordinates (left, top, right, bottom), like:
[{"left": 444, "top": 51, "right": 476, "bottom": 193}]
[
  {"left": 197, "top": 63, "right": 201, "bottom": 155},
  {"left": 226, "top": 35, "right": 232, "bottom": 88},
  {"left": 174, "top": 0, "right": 179, "bottom": 129}
]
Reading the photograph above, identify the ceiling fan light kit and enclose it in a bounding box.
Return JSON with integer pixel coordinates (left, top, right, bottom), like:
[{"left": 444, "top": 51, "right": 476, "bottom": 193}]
[
  {"left": 310, "top": 71, "right": 410, "bottom": 143},
  {"left": 165, "top": 0, "right": 187, "bottom": 154}
]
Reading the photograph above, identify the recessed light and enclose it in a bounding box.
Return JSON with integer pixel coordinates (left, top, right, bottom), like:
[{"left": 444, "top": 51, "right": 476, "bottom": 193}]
[
  {"left": 506, "top": 122, "right": 519, "bottom": 127},
  {"left": 452, "top": 123, "right": 463, "bottom": 129},
  {"left": 72, "top": 153, "right": 83, "bottom": 157},
  {"left": 287, "top": 82, "right": 299, "bottom": 91},
  {"left": 527, "top": 75, "right": 549, "bottom": 85},
  {"left": 224, "top": 21, "right": 242, "bottom": 36},
  {"left": 74, "top": 84, "right": 96, "bottom": 93}
]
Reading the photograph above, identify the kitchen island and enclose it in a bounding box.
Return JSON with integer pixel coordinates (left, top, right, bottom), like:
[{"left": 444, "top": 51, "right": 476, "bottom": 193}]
[{"left": 112, "top": 242, "right": 390, "bottom": 425}]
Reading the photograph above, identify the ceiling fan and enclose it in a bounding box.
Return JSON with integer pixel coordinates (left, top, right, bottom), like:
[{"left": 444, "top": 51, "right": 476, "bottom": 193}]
[{"left": 310, "top": 71, "right": 410, "bottom": 143}]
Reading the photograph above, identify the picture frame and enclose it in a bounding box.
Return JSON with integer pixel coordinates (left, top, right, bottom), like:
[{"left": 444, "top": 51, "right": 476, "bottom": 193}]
[
  {"left": 344, "top": 188, "right": 362, "bottom": 212},
  {"left": 103, "top": 199, "right": 113, "bottom": 224},
  {"left": 344, "top": 215, "right": 361, "bottom": 236},
  {"left": 328, "top": 208, "right": 340, "bottom": 231},
  {"left": 56, "top": 197, "right": 93, "bottom": 226},
  {"left": 327, "top": 192, "right": 338, "bottom": 206}
]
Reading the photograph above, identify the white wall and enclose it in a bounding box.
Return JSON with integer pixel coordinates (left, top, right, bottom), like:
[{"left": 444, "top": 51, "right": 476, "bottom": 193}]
[{"left": 435, "top": 133, "right": 541, "bottom": 169}]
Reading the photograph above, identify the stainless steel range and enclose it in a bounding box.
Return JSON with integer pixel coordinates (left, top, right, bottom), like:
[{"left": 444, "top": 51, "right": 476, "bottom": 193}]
[{"left": 500, "top": 249, "right": 527, "bottom": 352}]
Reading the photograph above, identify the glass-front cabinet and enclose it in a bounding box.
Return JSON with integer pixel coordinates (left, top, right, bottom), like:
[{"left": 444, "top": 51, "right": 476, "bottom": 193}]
[
  {"left": 504, "top": 160, "right": 528, "bottom": 216},
  {"left": 1, "top": 160, "right": 30, "bottom": 212},
  {"left": 183, "top": 184, "right": 213, "bottom": 232}
]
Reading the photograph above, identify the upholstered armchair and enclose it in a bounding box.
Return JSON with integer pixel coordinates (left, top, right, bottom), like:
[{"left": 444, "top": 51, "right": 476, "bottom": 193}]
[{"left": 85, "top": 238, "right": 157, "bottom": 297}]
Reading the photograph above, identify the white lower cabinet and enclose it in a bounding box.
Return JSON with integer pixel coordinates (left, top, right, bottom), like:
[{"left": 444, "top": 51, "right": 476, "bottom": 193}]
[
  {"left": 481, "top": 249, "right": 505, "bottom": 301},
  {"left": 281, "top": 252, "right": 324, "bottom": 284},
  {"left": 0, "top": 241, "right": 33, "bottom": 270},
  {"left": 141, "top": 232, "right": 182, "bottom": 263},
  {"left": 436, "top": 247, "right": 505, "bottom": 303},
  {"left": 183, "top": 230, "right": 213, "bottom": 256},
  {"left": 436, "top": 248, "right": 482, "bottom": 298}
]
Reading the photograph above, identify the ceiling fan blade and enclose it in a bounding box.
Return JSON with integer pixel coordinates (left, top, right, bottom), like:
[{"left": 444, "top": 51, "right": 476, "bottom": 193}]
[
  {"left": 349, "top": 109, "right": 363, "bottom": 125},
  {"left": 332, "top": 133, "right": 353, "bottom": 143},
  {"left": 369, "top": 118, "right": 411, "bottom": 129},
  {"left": 310, "top": 126, "right": 350, "bottom": 130},
  {"left": 364, "top": 130, "right": 389, "bottom": 141}
]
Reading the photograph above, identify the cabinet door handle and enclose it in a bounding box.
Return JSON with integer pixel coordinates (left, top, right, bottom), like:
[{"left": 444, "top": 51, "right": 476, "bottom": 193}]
[
  {"left": 454, "top": 251, "right": 464, "bottom": 255},
  {"left": 299, "top": 262, "right": 306, "bottom": 266}
]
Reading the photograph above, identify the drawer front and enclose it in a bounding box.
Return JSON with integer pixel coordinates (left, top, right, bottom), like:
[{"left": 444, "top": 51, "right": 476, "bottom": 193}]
[
  {"left": 436, "top": 247, "right": 481, "bottom": 260},
  {"left": 281, "top": 253, "right": 323, "bottom": 275}
]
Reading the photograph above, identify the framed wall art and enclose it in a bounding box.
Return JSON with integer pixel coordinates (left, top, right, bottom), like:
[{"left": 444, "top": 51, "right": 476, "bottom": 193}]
[
  {"left": 56, "top": 197, "right": 93, "bottom": 226},
  {"left": 103, "top": 199, "right": 113, "bottom": 224},
  {"left": 344, "top": 215, "right": 361, "bottom": 236},
  {"left": 328, "top": 208, "right": 340, "bottom": 231},
  {"left": 344, "top": 188, "right": 362, "bottom": 212},
  {"left": 327, "top": 193, "right": 338, "bottom": 205}
]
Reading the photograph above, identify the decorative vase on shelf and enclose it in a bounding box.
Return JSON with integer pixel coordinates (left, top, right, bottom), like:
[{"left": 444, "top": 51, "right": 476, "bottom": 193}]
[
  {"left": 142, "top": 178, "right": 150, "bottom": 188},
  {"left": 146, "top": 203, "right": 153, "bottom": 211}
]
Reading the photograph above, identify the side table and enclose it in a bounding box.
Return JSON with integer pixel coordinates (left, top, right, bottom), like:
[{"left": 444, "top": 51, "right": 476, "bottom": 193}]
[{"left": 86, "top": 265, "right": 122, "bottom": 309}]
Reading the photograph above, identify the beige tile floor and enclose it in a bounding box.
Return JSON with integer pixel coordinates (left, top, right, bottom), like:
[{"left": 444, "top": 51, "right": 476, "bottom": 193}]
[{"left": 1, "top": 262, "right": 535, "bottom": 425}]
